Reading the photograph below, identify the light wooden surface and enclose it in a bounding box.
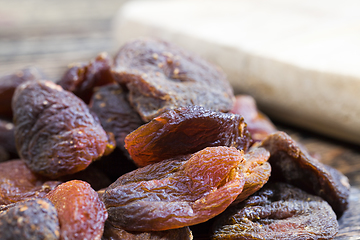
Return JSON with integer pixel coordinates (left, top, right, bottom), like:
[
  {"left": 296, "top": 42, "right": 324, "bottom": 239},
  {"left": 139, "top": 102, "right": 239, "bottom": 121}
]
[{"left": 0, "top": 0, "right": 359, "bottom": 238}]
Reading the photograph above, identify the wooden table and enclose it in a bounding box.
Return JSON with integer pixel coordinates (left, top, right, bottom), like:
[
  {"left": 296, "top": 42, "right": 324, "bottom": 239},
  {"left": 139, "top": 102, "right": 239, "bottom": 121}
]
[{"left": 1, "top": 1, "right": 359, "bottom": 238}]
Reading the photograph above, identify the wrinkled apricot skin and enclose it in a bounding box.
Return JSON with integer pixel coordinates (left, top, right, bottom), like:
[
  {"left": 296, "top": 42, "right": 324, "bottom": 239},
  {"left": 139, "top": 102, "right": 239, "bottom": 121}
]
[
  {"left": 12, "top": 80, "right": 114, "bottom": 178},
  {"left": 90, "top": 83, "right": 144, "bottom": 155},
  {"left": 0, "top": 160, "right": 61, "bottom": 205},
  {"left": 46, "top": 180, "right": 107, "bottom": 240},
  {"left": 125, "top": 106, "right": 252, "bottom": 167},
  {"left": 58, "top": 52, "right": 116, "bottom": 104},
  {"left": 103, "top": 146, "right": 245, "bottom": 232},
  {"left": 212, "top": 182, "right": 339, "bottom": 240},
  {"left": 0, "top": 198, "right": 60, "bottom": 240},
  {"left": 102, "top": 221, "right": 193, "bottom": 240},
  {"left": 112, "top": 37, "right": 235, "bottom": 122},
  {"left": 260, "top": 131, "right": 350, "bottom": 217},
  {"left": 233, "top": 147, "right": 271, "bottom": 204}
]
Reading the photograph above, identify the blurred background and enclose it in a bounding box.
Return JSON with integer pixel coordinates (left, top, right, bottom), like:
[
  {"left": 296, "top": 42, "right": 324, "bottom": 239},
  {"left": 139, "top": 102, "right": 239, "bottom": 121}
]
[{"left": 0, "top": 0, "right": 128, "bottom": 80}]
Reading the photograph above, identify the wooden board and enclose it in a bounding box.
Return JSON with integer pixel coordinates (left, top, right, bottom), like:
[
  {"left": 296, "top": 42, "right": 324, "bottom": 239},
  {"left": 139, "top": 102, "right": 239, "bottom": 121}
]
[{"left": 0, "top": 0, "right": 359, "bottom": 238}]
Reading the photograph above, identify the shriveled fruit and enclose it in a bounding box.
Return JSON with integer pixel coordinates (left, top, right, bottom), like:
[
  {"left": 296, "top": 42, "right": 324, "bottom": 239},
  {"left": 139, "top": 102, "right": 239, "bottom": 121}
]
[
  {"left": 125, "top": 106, "right": 252, "bottom": 167},
  {"left": 46, "top": 180, "right": 107, "bottom": 240},
  {"left": 112, "top": 37, "right": 234, "bottom": 122},
  {"left": 0, "top": 160, "right": 61, "bottom": 205},
  {"left": 233, "top": 146, "right": 271, "bottom": 204},
  {"left": 58, "top": 52, "right": 116, "bottom": 104},
  {"left": 260, "top": 131, "right": 350, "bottom": 217},
  {"left": 103, "top": 146, "right": 245, "bottom": 231},
  {"left": 0, "top": 67, "right": 45, "bottom": 120},
  {"left": 0, "top": 198, "right": 60, "bottom": 240},
  {"left": 90, "top": 83, "right": 144, "bottom": 155},
  {"left": 102, "top": 220, "right": 193, "bottom": 240},
  {"left": 212, "top": 182, "right": 339, "bottom": 240},
  {"left": 231, "top": 95, "right": 277, "bottom": 142},
  {"left": 12, "top": 80, "right": 115, "bottom": 178}
]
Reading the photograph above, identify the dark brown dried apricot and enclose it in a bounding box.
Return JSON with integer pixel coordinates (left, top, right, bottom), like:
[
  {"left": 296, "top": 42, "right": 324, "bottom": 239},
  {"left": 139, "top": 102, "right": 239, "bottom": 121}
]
[
  {"left": 46, "top": 180, "right": 107, "bottom": 240},
  {"left": 112, "top": 37, "right": 234, "bottom": 122},
  {"left": 58, "top": 52, "right": 116, "bottom": 104},
  {"left": 0, "top": 119, "right": 17, "bottom": 161},
  {"left": 233, "top": 146, "right": 271, "bottom": 204},
  {"left": 103, "top": 146, "right": 245, "bottom": 231},
  {"left": 0, "top": 67, "right": 45, "bottom": 120},
  {"left": 0, "top": 198, "right": 60, "bottom": 240},
  {"left": 0, "top": 160, "right": 61, "bottom": 205},
  {"left": 89, "top": 83, "right": 144, "bottom": 155},
  {"left": 231, "top": 95, "right": 277, "bottom": 142},
  {"left": 125, "top": 106, "right": 252, "bottom": 167},
  {"left": 260, "top": 131, "right": 350, "bottom": 217},
  {"left": 212, "top": 182, "right": 339, "bottom": 240},
  {"left": 12, "top": 80, "right": 115, "bottom": 178},
  {"left": 102, "top": 220, "right": 193, "bottom": 240}
]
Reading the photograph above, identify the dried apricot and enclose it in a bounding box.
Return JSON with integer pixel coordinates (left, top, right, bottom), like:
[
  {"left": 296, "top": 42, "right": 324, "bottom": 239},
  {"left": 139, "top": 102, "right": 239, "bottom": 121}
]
[
  {"left": 212, "top": 182, "right": 339, "bottom": 240},
  {"left": 260, "top": 131, "right": 350, "bottom": 217},
  {"left": 46, "top": 180, "right": 107, "bottom": 240},
  {"left": 103, "top": 146, "right": 245, "bottom": 231},
  {"left": 0, "top": 198, "right": 60, "bottom": 240},
  {"left": 0, "top": 160, "right": 61, "bottom": 205},
  {"left": 233, "top": 146, "right": 271, "bottom": 204},
  {"left": 58, "top": 52, "right": 116, "bottom": 104},
  {"left": 90, "top": 83, "right": 144, "bottom": 155},
  {"left": 12, "top": 80, "right": 115, "bottom": 178},
  {"left": 112, "top": 37, "right": 234, "bottom": 121},
  {"left": 125, "top": 106, "right": 252, "bottom": 167}
]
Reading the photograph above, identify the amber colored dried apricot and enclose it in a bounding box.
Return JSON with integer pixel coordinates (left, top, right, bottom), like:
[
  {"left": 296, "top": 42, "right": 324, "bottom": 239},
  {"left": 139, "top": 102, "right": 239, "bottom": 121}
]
[
  {"left": 0, "top": 198, "right": 60, "bottom": 240},
  {"left": 231, "top": 95, "right": 277, "bottom": 142},
  {"left": 125, "top": 106, "right": 252, "bottom": 167},
  {"left": 103, "top": 146, "right": 245, "bottom": 231},
  {"left": 212, "top": 182, "right": 339, "bottom": 240},
  {"left": 46, "top": 180, "right": 107, "bottom": 240},
  {"left": 12, "top": 80, "right": 115, "bottom": 178},
  {"left": 102, "top": 220, "right": 193, "bottom": 240},
  {"left": 0, "top": 160, "right": 61, "bottom": 205},
  {"left": 260, "top": 131, "right": 350, "bottom": 217},
  {"left": 58, "top": 52, "right": 116, "bottom": 104},
  {"left": 112, "top": 37, "right": 234, "bottom": 122},
  {"left": 233, "top": 146, "right": 271, "bottom": 204}
]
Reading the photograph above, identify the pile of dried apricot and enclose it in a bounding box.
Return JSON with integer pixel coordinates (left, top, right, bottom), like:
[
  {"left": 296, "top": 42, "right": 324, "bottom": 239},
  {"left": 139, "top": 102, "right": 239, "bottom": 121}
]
[{"left": 0, "top": 37, "right": 350, "bottom": 240}]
